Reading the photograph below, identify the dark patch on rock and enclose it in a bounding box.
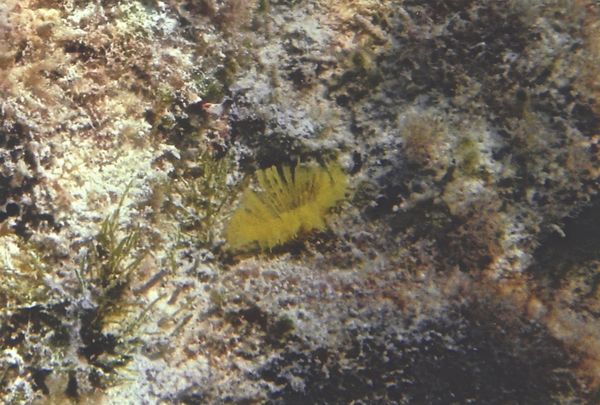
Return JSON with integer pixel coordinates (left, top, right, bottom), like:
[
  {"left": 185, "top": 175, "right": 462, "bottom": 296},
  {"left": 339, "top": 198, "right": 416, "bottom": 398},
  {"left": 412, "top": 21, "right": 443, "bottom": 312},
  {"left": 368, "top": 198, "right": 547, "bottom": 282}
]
[
  {"left": 0, "top": 303, "right": 70, "bottom": 349},
  {"left": 0, "top": 118, "right": 59, "bottom": 237},
  {"left": 531, "top": 195, "right": 600, "bottom": 285},
  {"left": 259, "top": 300, "right": 586, "bottom": 404},
  {"left": 31, "top": 368, "right": 52, "bottom": 395}
]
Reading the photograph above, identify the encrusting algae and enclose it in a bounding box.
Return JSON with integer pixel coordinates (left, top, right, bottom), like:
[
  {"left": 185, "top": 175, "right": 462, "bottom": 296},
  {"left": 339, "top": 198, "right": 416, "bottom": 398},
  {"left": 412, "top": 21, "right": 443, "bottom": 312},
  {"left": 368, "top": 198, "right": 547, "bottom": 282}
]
[{"left": 226, "top": 161, "right": 348, "bottom": 251}]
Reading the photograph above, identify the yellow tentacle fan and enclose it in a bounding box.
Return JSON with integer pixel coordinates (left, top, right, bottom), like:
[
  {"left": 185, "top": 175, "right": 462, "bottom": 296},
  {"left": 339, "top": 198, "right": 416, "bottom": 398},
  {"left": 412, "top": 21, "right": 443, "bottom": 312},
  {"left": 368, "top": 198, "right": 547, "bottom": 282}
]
[{"left": 226, "top": 161, "right": 348, "bottom": 251}]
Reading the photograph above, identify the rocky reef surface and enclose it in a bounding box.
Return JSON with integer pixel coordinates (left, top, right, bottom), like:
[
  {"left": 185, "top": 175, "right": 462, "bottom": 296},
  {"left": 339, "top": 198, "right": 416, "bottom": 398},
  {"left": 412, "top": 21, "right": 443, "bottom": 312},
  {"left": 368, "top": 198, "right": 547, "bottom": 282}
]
[{"left": 0, "top": 0, "right": 599, "bottom": 403}]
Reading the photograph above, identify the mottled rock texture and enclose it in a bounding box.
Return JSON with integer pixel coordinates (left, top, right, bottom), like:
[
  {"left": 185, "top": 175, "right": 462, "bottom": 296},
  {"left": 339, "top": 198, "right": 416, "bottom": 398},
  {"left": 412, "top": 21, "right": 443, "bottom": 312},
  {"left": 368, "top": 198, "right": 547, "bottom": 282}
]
[{"left": 0, "top": 0, "right": 598, "bottom": 403}]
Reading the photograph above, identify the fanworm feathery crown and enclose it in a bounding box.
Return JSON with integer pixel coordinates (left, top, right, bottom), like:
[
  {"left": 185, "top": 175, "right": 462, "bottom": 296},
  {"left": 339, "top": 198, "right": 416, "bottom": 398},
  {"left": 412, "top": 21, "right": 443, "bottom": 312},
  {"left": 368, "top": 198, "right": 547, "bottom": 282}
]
[{"left": 226, "top": 161, "right": 348, "bottom": 250}]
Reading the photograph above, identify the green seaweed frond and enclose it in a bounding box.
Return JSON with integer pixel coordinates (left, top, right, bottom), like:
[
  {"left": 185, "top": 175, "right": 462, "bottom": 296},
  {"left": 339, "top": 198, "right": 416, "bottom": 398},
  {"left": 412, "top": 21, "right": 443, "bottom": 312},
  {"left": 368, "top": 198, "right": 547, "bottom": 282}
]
[
  {"left": 226, "top": 161, "right": 348, "bottom": 251},
  {"left": 167, "top": 148, "right": 239, "bottom": 248},
  {"left": 80, "top": 190, "right": 142, "bottom": 296},
  {"left": 76, "top": 188, "right": 148, "bottom": 383}
]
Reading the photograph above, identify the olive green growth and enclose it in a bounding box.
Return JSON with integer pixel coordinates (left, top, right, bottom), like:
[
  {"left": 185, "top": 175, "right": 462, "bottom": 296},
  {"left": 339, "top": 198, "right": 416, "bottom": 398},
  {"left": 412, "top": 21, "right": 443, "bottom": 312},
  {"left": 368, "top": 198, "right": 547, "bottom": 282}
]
[
  {"left": 456, "top": 137, "right": 483, "bottom": 177},
  {"left": 81, "top": 196, "right": 142, "bottom": 295},
  {"left": 76, "top": 191, "right": 146, "bottom": 381},
  {"left": 167, "top": 148, "right": 238, "bottom": 248},
  {"left": 257, "top": 0, "right": 270, "bottom": 13},
  {"left": 0, "top": 239, "right": 51, "bottom": 310}
]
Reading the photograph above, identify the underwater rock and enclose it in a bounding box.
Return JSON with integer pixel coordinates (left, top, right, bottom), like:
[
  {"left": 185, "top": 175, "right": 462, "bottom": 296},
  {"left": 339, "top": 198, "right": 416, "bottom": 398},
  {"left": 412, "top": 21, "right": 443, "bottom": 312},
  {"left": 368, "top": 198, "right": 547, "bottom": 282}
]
[{"left": 0, "top": 0, "right": 599, "bottom": 403}]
